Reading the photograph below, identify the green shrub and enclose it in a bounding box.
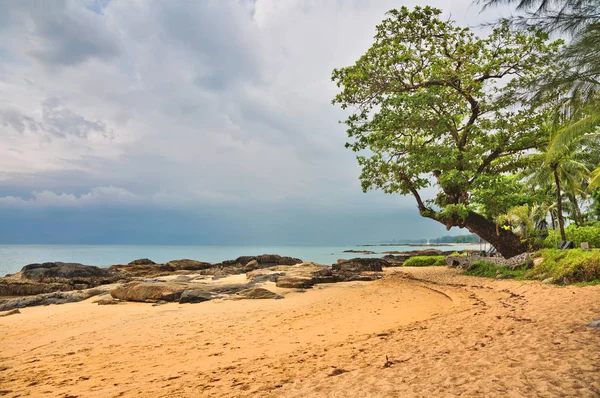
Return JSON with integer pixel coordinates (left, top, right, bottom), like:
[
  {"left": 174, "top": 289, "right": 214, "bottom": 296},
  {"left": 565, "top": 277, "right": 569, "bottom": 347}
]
[
  {"left": 403, "top": 256, "right": 446, "bottom": 267},
  {"left": 543, "top": 225, "right": 600, "bottom": 248},
  {"left": 529, "top": 249, "right": 600, "bottom": 284},
  {"left": 464, "top": 261, "right": 527, "bottom": 279}
]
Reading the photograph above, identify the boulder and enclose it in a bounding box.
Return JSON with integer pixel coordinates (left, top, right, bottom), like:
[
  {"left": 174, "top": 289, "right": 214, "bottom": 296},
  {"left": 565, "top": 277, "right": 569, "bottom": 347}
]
[
  {"left": 166, "top": 259, "right": 213, "bottom": 271},
  {"left": 128, "top": 258, "right": 156, "bottom": 265},
  {"left": 110, "top": 282, "right": 186, "bottom": 303},
  {"left": 233, "top": 287, "right": 283, "bottom": 300},
  {"left": 244, "top": 259, "right": 259, "bottom": 271},
  {"left": 20, "top": 262, "right": 116, "bottom": 283},
  {"left": 331, "top": 258, "right": 387, "bottom": 273},
  {"left": 0, "top": 262, "right": 122, "bottom": 297},
  {"left": 382, "top": 254, "right": 411, "bottom": 266},
  {"left": 179, "top": 289, "right": 214, "bottom": 304}
]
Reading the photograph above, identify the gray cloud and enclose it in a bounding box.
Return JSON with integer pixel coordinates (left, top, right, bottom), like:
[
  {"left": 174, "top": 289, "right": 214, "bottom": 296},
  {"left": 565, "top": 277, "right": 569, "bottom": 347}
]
[{"left": 0, "top": 0, "right": 507, "bottom": 243}]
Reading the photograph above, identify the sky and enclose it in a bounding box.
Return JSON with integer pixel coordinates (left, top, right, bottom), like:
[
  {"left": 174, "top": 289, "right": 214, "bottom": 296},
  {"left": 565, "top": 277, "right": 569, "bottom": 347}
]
[{"left": 0, "top": 0, "right": 510, "bottom": 245}]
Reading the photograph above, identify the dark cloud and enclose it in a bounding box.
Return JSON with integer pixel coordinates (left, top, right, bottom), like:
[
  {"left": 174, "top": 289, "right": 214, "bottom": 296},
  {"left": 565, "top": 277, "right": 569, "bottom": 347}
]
[{"left": 0, "top": 0, "right": 497, "bottom": 244}]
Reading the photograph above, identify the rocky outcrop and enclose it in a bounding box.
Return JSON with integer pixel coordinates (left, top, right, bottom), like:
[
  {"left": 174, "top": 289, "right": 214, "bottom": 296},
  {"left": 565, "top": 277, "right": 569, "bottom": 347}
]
[
  {"left": 332, "top": 258, "right": 387, "bottom": 273},
  {"left": 0, "top": 285, "right": 113, "bottom": 312},
  {"left": 233, "top": 287, "right": 282, "bottom": 300},
  {"left": 212, "top": 254, "right": 303, "bottom": 275},
  {"left": 343, "top": 250, "right": 376, "bottom": 254},
  {"left": 110, "top": 282, "right": 187, "bottom": 303},
  {"left": 128, "top": 258, "right": 156, "bottom": 265},
  {"left": 381, "top": 254, "right": 411, "bottom": 266},
  {"left": 274, "top": 262, "right": 383, "bottom": 289},
  {"left": 245, "top": 270, "right": 285, "bottom": 283},
  {"left": 0, "top": 262, "right": 122, "bottom": 297},
  {"left": 165, "top": 259, "right": 212, "bottom": 271},
  {"left": 109, "top": 263, "right": 174, "bottom": 278}
]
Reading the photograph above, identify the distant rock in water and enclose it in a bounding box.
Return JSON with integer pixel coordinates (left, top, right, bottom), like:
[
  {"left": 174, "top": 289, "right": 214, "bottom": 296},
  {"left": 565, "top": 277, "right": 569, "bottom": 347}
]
[
  {"left": 382, "top": 249, "right": 444, "bottom": 256},
  {"left": 0, "top": 262, "right": 121, "bottom": 297},
  {"left": 343, "top": 250, "right": 376, "bottom": 254}
]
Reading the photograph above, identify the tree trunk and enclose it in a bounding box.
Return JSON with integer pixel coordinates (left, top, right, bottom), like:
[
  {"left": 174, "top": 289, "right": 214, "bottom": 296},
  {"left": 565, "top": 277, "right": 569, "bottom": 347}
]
[
  {"left": 553, "top": 167, "right": 567, "bottom": 242},
  {"left": 462, "top": 211, "right": 528, "bottom": 258},
  {"left": 568, "top": 193, "right": 584, "bottom": 226}
]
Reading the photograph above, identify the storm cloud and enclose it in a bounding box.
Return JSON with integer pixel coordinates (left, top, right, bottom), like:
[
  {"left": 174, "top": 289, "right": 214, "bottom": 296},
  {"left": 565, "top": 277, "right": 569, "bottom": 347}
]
[{"left": 0, "top": 0, "right": 506, "bottom": 244}]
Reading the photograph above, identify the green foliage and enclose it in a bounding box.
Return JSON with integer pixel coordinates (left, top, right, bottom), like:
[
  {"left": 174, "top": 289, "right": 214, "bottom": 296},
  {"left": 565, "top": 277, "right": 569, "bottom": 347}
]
[
  {"left": 332, "top": 6, "right": 562, "bottom": 257},
  {"left": 543, "top": 224, "right": 600, "bottom": 248},
  {"left": 530, "top": 249, "right": 600, "bottom": 283},
  {"left": 592, "top": 190, "right": 600, "bottom": 220},
  {"left": 403, "top": 256, "right": 446, "bottom": 267},
  {"left": 464, "top": 261, "right": 527, "bottom": 279}
]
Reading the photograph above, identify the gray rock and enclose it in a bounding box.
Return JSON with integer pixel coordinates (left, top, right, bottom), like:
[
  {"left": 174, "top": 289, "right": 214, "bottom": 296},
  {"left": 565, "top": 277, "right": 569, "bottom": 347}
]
[
  {"left": 331, "top": 258, "right": 387, "bottom": 272},
  {"left": 0, "top": 262, "right": 122, "bottom": 297},
  {"left": 542, "top": 277, "right": 554, "bottom": 284},
  {"left": 0, "top": 286, "right": 111, "bottom": 312},
  {"left": 179, "top": 289, "right": 214, "bottom": 304},
  {"left": 108, "top": 263, "right": 174, "bottom": 277},
  {"left": 587, "top": 319, "right": 600, "bottom": 328}
]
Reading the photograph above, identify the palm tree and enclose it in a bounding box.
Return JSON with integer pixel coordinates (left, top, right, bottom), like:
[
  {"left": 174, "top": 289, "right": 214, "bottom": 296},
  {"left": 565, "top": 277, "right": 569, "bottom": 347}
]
[{"left": 523, "top": 118, "right": 591, "bottom": 241}]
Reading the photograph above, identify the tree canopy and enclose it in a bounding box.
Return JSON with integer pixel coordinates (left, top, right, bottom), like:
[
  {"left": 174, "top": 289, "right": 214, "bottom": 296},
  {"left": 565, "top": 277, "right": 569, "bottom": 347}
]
[{"left": 332, "top": 6, "right": 563, "bottom": 257}]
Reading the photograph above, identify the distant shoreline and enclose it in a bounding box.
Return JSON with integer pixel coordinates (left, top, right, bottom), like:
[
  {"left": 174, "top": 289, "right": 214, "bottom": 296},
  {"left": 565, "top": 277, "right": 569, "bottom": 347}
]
[{"left": 359, "top": 243, "right": 481, "bottom": 247}]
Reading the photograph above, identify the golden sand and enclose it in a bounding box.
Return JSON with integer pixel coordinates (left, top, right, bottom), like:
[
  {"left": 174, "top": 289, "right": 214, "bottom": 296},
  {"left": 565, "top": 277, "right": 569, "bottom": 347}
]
[{"left": 1, "top": 267, "right": 599, "bottom": 397}]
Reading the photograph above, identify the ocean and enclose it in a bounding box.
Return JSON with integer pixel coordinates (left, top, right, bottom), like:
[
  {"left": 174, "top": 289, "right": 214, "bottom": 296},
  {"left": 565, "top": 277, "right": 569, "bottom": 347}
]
[{"left": 0, "top": 244, "right": 481, "bottom": 277}]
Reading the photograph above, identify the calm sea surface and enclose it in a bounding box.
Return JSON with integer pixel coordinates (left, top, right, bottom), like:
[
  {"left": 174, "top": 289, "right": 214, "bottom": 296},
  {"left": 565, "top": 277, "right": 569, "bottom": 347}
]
[{"left": 0, "top": 244, "right": 480, "bottom": 276}]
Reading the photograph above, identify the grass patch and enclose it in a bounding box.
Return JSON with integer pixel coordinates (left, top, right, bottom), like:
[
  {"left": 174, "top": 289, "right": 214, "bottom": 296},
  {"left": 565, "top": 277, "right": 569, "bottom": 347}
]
[
  {"left": 464, "top": 261, "right": 527, "bottom": 280},
  {"left": 403, "top": 256, "right": 446, "bottom": 267},
  {"left": 528, "top": 249, "right": 600, "bottom": 284}
]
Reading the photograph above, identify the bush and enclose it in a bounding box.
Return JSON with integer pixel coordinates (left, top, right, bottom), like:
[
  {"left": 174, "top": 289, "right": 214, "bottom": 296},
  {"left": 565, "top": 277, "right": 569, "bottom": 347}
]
[
  {"left": 529, "top": 249, "right": 600, "bottom": 284},
  {"left": 403, "top": 256, "right": 446, "bottom": 267},
  {"left": 464, "top": 261, "right": 527, "bottom": 279},
  {"left": 543, "top": 225, "right": 600, "bottom": 248}
]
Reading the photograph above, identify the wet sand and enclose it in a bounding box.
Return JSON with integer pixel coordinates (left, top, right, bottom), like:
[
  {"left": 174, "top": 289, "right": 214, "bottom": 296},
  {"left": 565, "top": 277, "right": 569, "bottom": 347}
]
[{"left": 1, "top": 267, "right": 599, "bottom": 397}]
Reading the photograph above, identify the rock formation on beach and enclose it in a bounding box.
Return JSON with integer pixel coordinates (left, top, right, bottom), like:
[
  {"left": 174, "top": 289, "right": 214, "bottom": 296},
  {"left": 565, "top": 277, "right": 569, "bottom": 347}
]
[
  {"left": 0, "top": 262, "right": 121, "bottom": 297},
  {"left": 0, "top": 252, "right": 439, "bottom": 310}
]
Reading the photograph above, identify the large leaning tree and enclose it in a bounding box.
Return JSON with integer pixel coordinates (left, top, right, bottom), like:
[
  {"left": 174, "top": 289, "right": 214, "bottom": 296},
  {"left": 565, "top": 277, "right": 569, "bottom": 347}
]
[{"left": 332, "top": 6, "right": 562, "bottom": 258}]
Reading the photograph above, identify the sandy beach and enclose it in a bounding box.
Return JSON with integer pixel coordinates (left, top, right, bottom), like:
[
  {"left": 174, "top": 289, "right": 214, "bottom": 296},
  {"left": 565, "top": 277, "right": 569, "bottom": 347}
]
[{"left": 1, "top": 267, "right": 599, "bottom": 397}]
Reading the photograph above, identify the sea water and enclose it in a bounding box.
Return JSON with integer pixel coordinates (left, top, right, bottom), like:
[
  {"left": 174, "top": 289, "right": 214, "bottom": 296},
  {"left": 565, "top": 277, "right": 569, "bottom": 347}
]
[{"left": 0, "top": 244, "right": 480, "bottom": 277}]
